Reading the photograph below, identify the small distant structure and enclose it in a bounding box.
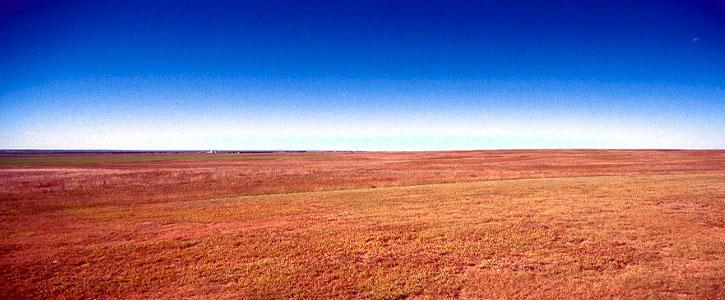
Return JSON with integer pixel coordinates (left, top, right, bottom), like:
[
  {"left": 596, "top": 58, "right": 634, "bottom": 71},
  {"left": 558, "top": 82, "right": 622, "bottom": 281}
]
[{"left": 206, "top": 150, "right": 216, "bottom": 154}]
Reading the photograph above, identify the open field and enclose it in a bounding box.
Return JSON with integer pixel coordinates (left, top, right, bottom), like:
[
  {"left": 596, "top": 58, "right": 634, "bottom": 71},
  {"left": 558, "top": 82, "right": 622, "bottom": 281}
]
[{"left": 1, "top": 150, "right": 724, "bottom": 298}]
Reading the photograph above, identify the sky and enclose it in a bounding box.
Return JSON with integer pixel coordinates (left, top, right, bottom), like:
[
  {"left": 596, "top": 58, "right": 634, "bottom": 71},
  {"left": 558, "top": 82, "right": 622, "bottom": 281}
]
[{"left": 1, "top": 0, "right": 723, "bottom": 150}]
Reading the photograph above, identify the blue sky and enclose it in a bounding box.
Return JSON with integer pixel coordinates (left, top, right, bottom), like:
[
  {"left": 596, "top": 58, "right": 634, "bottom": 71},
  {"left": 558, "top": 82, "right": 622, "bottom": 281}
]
[{"left": 1, "top": 0, "right": 723, "bottom": 150}]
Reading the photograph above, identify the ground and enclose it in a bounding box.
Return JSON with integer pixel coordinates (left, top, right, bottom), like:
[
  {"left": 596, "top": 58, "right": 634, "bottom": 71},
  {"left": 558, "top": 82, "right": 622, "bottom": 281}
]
[{"left": 1, "top": 150, "right": 723, "bottom": 298}]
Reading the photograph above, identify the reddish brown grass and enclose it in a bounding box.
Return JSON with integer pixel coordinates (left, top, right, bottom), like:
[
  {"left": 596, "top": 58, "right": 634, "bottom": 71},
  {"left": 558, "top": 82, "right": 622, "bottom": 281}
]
[{"left": 1, "top": 150, "right": 724, "bottom": 298}]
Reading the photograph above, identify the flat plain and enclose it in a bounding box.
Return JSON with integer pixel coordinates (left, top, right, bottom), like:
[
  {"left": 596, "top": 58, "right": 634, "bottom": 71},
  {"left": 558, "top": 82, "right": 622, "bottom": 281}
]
[{"left": 1, "top": 150, "right": 723, "bottom": 298}]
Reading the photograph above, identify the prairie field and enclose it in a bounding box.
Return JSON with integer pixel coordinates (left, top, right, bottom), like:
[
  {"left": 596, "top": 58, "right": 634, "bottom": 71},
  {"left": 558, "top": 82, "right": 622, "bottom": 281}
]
[{"left": 0, "top": 150, "right": 724, "bottom": 298}]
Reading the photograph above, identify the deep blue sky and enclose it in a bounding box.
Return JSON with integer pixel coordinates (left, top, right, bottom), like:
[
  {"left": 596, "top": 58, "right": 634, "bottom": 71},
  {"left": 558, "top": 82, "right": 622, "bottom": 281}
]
[{"left": 1, "top": 0, "right": 723, "bottom": 150}]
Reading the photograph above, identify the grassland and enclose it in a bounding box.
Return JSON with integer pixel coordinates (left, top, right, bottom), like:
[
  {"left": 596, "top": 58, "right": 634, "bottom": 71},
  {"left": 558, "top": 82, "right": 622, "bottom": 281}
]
[
  {"left": 0, "top": 152, "right": 320, "bottom": 166},
  {"left": 1, "top": 150, "right": 723, "bottom": 298}
]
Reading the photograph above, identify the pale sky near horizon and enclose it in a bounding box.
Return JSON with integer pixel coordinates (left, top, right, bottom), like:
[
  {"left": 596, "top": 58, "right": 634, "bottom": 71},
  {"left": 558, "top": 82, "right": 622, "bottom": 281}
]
[{"left": 1, "top": 1, "right": 723, "bottom": 150}]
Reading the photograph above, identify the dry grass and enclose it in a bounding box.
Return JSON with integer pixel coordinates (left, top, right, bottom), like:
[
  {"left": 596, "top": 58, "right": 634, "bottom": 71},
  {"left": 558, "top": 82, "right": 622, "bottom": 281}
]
[{"left": 1, "top": 150, "right": 724, "bottom": 298}]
